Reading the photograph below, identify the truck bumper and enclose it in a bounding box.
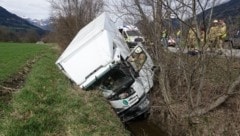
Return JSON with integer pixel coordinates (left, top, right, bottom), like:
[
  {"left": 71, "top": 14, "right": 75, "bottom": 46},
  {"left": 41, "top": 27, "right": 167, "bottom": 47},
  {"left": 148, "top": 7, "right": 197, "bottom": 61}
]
[{"left": 118, "top": 94, "right": 150, "bottom": 122}]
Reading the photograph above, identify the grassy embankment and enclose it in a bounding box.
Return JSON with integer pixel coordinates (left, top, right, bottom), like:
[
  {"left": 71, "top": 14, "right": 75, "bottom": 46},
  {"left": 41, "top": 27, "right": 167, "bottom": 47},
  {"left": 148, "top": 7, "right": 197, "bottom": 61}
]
[{"left": 0, "top": 43, "right": 129, "bottom": 136}]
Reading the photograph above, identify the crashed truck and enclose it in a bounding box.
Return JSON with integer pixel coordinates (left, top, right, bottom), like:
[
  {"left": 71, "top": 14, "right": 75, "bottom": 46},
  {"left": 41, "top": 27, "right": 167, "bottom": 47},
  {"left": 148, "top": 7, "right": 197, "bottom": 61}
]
[{"left": 56, "top": 13, "right": 155, "bottom": 122}]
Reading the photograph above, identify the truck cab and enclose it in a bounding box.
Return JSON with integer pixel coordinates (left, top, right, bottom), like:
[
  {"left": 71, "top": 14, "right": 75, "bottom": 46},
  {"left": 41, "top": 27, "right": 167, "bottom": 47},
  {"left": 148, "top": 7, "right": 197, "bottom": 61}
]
[
  {"left": 87, "top": 45, "right": 153, "bottom": 121},
  {"left": 56, "top": 13, "right": 154, "bottom": 122}
]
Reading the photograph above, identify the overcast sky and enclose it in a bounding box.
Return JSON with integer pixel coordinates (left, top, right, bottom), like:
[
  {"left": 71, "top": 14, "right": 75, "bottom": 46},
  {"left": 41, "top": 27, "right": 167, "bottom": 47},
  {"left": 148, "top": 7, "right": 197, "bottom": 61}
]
[
  {"left": 0, "top": 0, "right": 51, "bottom": 20},
  {"left": 0, "top": 0, "right": 231, "bottom": 20}
]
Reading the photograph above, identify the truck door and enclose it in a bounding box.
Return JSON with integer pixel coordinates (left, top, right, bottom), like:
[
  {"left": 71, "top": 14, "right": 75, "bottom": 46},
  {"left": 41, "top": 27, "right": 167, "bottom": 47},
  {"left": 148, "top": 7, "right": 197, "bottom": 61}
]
[
  {"left": 126, "top": 46, "right": 147, "bottom": 72},
  {"left": 127, "top": 45, "right": 155, "bottom": 93}
]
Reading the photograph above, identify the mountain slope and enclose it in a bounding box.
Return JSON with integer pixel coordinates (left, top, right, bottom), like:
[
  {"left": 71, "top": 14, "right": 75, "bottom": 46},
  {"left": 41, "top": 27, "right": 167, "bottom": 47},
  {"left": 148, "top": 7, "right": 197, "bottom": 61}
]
[
  {"left": 0, "top": 6, "right": 46, "bottom": 36},
  {"left": 202, "top": 0, "right": 240, "bottom": 22},
  {"left": 26, "top": 18, "right": 52, "bottom": 31}
]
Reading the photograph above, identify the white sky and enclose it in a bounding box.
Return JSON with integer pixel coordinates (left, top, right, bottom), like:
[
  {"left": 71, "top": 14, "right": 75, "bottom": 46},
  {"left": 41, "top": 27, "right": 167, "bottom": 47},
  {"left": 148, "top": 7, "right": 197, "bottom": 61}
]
[
  {"left": 0, "top": 0, "right": 230, "bottom": 20},
  {"left": 0, "top": 0, "right": 51, "bottom": 19}
]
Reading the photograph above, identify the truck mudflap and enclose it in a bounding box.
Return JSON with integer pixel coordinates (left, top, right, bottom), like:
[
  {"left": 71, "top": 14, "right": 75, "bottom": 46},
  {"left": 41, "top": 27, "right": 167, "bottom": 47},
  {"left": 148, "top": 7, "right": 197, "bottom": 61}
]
[{"left": 118, "top": 93, "right": 150, "bottom": 122}]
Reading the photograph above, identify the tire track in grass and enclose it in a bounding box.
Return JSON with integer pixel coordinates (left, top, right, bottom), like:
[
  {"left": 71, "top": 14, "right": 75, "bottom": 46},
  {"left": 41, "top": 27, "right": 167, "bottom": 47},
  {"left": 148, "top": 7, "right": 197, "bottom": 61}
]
[{"left": 0, "top": 57, "right": 41, "bottom": 103}]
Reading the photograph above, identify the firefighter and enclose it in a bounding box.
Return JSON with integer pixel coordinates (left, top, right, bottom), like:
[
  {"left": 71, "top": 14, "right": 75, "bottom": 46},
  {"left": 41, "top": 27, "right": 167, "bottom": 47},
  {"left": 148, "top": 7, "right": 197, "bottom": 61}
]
[
  {"left": 176, "top": 29, "right": 181, "bottom": 38},
  {"left": 175, "top": 29, "right": 181, "bottom": 47},
  {"left": 209, "top": 19, "right": 220, "bottom": 51},
  {"left": 218, "top": 19, "right": 227, "bottom": 50},
  {"left": 188, "top": 27, "right": 198, "bottom": 51},
  {"left": 200, "top": 26, "right": 205, "bottom": 43},
  {"left": 161, "top": 29, "right": 168, "bottom": 48}
]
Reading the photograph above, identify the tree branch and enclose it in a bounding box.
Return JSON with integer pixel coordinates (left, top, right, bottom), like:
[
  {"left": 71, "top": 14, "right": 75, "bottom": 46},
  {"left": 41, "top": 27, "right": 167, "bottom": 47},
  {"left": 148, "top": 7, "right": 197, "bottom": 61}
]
[{"left": 187, "top": 74, "right": 240, "bottom": 117}]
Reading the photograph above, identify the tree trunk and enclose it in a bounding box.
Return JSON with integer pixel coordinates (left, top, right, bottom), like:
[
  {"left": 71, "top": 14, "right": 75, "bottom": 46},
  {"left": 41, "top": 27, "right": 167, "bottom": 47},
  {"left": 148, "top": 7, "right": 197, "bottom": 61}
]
[{"left": 187, "top": 75, "right": 240, "bottom": 117}]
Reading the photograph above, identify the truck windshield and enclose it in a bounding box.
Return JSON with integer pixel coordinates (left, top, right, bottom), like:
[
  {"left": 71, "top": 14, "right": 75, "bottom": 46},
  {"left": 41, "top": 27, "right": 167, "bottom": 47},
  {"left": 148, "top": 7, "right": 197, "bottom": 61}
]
[
  {"left": 99, "top": 67, "right": 135, "bottom": 100},
  {"left": 126, "top": 30, "right": 141, "bottom": 36}
]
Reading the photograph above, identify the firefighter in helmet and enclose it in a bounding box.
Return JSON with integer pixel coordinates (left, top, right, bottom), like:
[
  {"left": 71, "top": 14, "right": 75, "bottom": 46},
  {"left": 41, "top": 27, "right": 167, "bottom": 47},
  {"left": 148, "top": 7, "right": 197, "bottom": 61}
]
[
  {"left": 209, "top": 19, "right": 227, "bottom": 53},
  {"left": 188, "top": 26, "right": 198, "bottom": 51},
  {"left": 218, "top": 19, "right": 227, "bottom": 51},
  {"left": 209, "top": 19, "right": 220, "bottom": 51}
]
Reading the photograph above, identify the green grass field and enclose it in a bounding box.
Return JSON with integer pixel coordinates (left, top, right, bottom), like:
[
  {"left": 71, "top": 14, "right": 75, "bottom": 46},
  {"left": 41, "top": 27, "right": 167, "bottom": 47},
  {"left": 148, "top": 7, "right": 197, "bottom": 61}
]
[
  {"left": 0, "top": 43, "right": 129, "bottom": 136},
  {"left": 0, "top": 42, "right": 46, "bottom": 82}
]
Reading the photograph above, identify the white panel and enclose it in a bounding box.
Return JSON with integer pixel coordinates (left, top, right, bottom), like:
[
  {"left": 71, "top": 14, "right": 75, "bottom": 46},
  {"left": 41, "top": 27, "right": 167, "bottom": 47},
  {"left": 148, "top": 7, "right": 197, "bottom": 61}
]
[{"left": 60, "top": 31, "right": 113, "bottom": 85}]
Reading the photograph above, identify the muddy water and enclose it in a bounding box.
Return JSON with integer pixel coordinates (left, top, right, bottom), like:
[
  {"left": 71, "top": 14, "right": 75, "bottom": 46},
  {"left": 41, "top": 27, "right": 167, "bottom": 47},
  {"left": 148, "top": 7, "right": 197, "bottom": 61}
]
[{"left": 126, "top": 118, "right": 167, "bottom": 136}]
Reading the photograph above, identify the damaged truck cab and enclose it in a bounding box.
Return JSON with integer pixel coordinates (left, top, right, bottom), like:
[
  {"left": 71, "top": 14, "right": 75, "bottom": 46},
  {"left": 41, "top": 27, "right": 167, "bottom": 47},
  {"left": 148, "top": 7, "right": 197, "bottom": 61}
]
[{"left": 56, "top": 13, "right": 154, "bottom": 122}]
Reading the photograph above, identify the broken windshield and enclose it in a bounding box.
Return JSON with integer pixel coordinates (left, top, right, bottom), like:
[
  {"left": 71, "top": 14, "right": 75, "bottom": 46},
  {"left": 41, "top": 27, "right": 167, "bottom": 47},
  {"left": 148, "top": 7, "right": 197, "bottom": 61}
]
[
  {"left": 99, "top": 65, "right": 135, "bottom": 100},
  {"left": 126, "top": 30, "right": 141, "bottom": 36}
]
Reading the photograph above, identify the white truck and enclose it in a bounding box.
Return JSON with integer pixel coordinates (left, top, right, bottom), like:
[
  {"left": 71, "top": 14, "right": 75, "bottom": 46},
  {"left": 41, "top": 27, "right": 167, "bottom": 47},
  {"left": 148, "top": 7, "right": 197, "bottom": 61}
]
[
  {"left": 56, "top": 13, "right": 154, "bottom": 122},
  {"left": 118, "top": 25, "right": 145, "bottom": 48}
]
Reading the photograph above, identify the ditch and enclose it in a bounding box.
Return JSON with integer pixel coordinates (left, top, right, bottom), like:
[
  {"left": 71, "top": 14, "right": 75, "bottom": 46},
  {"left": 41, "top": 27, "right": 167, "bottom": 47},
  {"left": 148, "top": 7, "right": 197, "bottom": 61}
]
[{"left": 126, "top": 117, "right": 167, "bottom": 136}]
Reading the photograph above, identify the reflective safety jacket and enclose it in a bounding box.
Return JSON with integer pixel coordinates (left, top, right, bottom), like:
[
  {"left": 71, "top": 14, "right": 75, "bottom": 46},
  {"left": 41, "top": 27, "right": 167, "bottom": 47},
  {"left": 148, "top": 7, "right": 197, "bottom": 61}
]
[
  {"left": 219, "top": 23, "right": 227, "bottom": 40},
  {"left": 209, "top": 26, "right": 219, "bottom": 41},
  {"left": 188, "top": 28, "right": 196, "bottom": 41}
]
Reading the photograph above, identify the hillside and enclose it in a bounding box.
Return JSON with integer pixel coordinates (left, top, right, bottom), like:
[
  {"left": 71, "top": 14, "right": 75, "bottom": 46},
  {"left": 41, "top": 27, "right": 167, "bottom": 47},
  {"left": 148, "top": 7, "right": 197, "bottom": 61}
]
[
  {"left": 0, "top": 6, "right": 47, "bottom": 42},
  {"left": 203, "top": 0, "right": 240, "bottom": 22},
  {"left": 26, "top": 18, "right": 52, "bottom": 31}
]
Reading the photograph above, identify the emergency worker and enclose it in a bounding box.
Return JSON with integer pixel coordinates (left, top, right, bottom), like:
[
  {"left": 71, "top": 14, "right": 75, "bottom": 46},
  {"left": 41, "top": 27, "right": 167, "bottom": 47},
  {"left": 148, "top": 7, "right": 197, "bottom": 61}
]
[
  {"left": 209, "top": 19, "right": 220, "bottom": 51},
  {"left": 218, "top": 20, "right": 227, "bottom": 50},
  {"left": 200, "top": 26, "right": 205, "bottom": 43},
  {"left": 161, "top": 29, "right": 168, "bottom": 48},
  {"left": 188, "top": 27, "right": 198, "bottom": 51},
  {"left": 177, "top": 30, "right": 181, "bottom": 38},
  {"left": 176, "top": 30, "right": 181, "bottom": 47}
]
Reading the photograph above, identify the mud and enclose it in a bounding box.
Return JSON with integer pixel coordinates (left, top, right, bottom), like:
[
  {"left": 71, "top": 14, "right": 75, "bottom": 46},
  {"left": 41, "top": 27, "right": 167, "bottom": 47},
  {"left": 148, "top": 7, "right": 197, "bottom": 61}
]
[{"left": 126, "top": 117, "right": 167, "bottom": 136}]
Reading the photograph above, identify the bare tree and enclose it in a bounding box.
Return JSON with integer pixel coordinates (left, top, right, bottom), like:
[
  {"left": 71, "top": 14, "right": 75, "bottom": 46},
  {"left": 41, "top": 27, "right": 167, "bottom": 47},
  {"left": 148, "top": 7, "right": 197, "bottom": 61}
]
[
  {"left": 108, "top": 0, "right": 240, "bottom": 135},
  {"left": 49, "top": 0, "right": 104, "bottom": 50}
]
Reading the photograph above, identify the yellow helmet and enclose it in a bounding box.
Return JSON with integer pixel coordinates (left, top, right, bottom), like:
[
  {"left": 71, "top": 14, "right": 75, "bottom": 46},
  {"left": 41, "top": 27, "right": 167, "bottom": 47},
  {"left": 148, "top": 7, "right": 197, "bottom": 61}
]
[{"left": 213, "top": 19, "right": 218, "bottom": 23}]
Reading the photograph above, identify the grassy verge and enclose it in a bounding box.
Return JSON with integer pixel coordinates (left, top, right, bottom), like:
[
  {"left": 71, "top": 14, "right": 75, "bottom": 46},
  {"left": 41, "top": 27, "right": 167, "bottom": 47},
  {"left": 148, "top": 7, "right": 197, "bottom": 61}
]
[
  {"left": 0, "top": 42, "right": 46, "bottom": 82},
  {"left": 0, "top": 44, "right": 129, "bottom": 136}
]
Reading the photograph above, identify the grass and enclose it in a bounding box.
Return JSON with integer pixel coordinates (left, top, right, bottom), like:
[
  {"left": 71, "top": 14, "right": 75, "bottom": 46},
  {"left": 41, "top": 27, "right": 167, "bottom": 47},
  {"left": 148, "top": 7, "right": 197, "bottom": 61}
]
[
  {"left": 0, "top": 43, "right": 129, "bottom": 136},
  {"left": 0, "top": 42, "right": 46, "bottom": 83}
]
